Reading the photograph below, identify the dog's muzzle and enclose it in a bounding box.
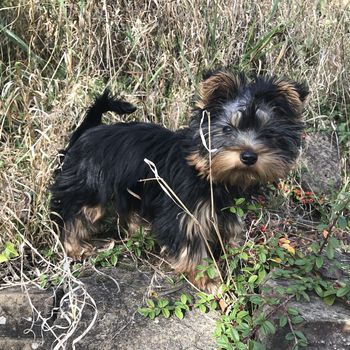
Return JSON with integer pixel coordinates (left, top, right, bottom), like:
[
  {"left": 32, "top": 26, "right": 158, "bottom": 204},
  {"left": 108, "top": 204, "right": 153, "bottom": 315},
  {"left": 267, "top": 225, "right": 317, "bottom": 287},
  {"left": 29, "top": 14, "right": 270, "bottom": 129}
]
[{"left": 240, "top": 150, "right": 258, "bottom": 166}]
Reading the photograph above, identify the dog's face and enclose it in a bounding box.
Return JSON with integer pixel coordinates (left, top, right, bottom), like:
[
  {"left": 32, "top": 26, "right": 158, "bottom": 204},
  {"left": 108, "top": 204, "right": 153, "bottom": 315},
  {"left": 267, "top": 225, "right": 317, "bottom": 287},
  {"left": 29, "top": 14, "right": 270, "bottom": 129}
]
[{"left": 187, "top": 71, "right": 309, "bottom": 187}]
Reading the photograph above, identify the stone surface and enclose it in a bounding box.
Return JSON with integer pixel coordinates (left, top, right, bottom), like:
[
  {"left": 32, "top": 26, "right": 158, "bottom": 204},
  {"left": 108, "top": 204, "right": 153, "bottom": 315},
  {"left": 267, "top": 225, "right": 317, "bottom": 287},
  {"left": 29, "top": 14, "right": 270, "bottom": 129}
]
[
  {"left": 0, "top": 262, "right": 218, "bottom": 350},
  {"left": 259, "top": 277, "right": 350, "bottom": 350},
  {"left": 3, "top": 257, "right": 350, "bottom": 349},
  {"left": 0, "top": 286, "right": 55, "bottom": 349},
  {"left": 300, "top": 132, "right": 342, "bottom": 195}
]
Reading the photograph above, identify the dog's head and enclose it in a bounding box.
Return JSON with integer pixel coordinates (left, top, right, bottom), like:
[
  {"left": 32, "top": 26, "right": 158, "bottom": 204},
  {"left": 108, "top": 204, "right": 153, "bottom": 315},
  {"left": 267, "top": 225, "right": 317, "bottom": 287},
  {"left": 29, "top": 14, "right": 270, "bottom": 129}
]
[{"left": 187, "top": 70, "right": 309, "bottom": 188}]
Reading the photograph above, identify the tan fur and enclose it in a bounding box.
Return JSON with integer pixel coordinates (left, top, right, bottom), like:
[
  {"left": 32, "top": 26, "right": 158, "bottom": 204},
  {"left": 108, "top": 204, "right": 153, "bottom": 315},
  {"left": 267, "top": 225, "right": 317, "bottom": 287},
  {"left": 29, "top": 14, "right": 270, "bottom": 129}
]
[
  {"left": 127, "top": 213, "right": 150, "bottom": 235},
  {"left": 256, "top": 109, "right": 270, "bottom": 125},
  {"left": 186, "top": 152, "right": 210, "bottom": 179},
  {"left": 225, "top": 217, "right": 243, "bottom": 242},
  {"left": 175, "top": 199, "right": 242, "bottom": 293},
  {"left": 171, "top": 247, "right": 201, "bottom": 273},
  {"left": 210, "top": 148, "right": 292, "bottom": 187},
  {"left": 230, "top": 111, "right": 243, "bottom": 127},
  {"left": 196, "top": 72, "right": 242, "bottom": 109},
  {"left": 82, "top": 205, "right": 104, "bottom": 223},
  {"left": 211, "top": 150, "right": 242, "bottom": 181},
  {"left": 170, "top": 244, "right": 219, "bottom": 293},
  {"left": 179, "top": 200, "right": 214, "bottom": 242},
  {"left": 63, "top": 205, "right": 104, "bottom": 259},
  {"left": 276, "top": 81, "right": 303, "bottom": 112},
  {"left": 170, "top": 245, "right": 220, "bottom": 294},
  {"left": 63, "top": 219, "right": 94, "bottom": 259}
]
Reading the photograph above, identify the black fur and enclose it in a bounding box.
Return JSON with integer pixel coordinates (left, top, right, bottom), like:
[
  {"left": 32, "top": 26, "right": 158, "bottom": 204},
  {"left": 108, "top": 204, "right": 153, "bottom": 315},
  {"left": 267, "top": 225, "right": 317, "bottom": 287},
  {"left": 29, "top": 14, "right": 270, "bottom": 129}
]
[{"left": 50, "top": 71, "right": 308, "bottom": 292}]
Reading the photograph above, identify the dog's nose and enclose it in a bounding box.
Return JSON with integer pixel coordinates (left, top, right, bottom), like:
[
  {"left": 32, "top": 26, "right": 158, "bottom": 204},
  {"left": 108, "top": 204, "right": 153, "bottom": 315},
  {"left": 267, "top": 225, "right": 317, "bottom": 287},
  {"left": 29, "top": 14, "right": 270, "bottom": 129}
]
[{"left": 240, "top": 151, "right": 258, "bottom": 166}]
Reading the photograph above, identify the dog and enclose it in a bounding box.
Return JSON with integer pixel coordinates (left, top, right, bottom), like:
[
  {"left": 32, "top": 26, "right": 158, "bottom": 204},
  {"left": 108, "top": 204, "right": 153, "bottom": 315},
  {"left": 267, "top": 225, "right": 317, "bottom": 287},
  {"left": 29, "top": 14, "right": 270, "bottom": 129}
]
[{"left": 50, "top": 70, "right": 308, "bottom": 292}]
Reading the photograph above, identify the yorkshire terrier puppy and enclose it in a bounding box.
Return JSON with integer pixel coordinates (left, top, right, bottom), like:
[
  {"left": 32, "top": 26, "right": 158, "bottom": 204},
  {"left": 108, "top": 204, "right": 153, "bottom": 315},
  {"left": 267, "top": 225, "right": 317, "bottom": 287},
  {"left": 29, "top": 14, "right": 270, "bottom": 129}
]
[{"left": 51, "top": 70, "right": 308, "bottom": 292}]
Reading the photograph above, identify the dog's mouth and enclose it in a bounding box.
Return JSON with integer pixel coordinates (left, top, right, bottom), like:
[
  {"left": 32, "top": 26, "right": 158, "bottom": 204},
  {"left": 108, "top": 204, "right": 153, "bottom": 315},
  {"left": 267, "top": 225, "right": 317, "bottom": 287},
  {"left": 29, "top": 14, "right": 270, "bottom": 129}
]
[
  {"left": 210, "top": 148, "right": 292, "bottom": 186},
  {"left": 186, "top": 148, "right": 292, "bottom": 187}
]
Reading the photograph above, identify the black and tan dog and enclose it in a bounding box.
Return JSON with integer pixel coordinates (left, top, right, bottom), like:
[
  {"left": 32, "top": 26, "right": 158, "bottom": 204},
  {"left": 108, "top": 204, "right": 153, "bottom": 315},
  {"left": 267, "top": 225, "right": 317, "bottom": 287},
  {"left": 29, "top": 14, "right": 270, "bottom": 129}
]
[{"left": 50, "top": 70, "right": 308, "bottom": 292}]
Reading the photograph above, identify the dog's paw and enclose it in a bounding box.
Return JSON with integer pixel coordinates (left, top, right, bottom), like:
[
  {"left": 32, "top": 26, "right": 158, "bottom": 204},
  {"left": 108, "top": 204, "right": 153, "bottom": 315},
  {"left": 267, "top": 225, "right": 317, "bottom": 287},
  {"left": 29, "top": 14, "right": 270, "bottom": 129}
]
[
  {"left": 191, "top": 274, "right": 223, "bottom": 296},
  {"left": 64, "top": 240, "right": 95, "bottom": 261}
]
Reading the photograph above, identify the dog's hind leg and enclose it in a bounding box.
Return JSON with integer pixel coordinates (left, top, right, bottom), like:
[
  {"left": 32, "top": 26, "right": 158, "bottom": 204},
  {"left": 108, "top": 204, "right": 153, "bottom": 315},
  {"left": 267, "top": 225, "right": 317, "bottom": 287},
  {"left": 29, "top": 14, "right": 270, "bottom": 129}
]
[{"left": 60, "top": 205, "right": 105, "bottom": 260}]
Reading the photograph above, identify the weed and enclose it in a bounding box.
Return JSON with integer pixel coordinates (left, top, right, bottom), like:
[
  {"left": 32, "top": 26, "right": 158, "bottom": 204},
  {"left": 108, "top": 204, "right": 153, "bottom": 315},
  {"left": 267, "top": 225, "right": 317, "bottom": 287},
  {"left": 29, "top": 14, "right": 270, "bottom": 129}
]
[
  {"left": 0, "top": 241, "right": 19, "bottom": 263},
  {"left": 1, "top": 0, "right": 349, "bottom": 348}
]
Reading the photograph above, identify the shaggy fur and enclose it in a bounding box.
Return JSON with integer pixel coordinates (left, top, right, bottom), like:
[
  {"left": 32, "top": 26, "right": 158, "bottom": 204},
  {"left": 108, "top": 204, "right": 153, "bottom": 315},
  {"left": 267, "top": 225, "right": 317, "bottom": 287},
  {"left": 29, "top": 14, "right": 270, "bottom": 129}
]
[{"left": 50, "top": 70, "right": 308, "bottom": 292}]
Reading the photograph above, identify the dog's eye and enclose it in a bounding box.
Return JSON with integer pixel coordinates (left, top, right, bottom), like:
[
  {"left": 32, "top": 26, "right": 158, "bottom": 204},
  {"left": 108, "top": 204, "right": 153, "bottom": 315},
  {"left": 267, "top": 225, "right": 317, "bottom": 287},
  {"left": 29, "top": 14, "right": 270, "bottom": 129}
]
[{"left": 223, "top": 126, "right": 233, "bottom": 133}]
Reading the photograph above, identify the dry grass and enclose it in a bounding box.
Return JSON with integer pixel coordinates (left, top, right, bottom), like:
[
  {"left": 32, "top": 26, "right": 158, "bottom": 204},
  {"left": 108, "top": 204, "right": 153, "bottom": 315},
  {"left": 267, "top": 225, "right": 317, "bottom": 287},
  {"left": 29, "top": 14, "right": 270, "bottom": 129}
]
[{"left": 0, "top": 0, "right": 349, "bottom": 345}]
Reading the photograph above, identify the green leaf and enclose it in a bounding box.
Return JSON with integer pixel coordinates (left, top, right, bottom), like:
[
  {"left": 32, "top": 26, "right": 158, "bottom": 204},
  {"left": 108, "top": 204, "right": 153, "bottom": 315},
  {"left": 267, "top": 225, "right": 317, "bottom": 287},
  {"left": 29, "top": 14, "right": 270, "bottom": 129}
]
[
  {"left": 180, "top": 294, "right": 188, "bottom": 304},
  {"left": 314, "top": 285, "right": 324, "bottom": 297},
  {"left": 257, "top": 269, "right": 267, "bottom": 283},
  {"left": 295, "top": 331, "right": 307, "bottom": 342},
  {"left": 250, "top": 295, "right": 264, "bottom": 305},
  {"left": 230, "top": 207, "right": 237, "bottom": 214},
  {"left": 110, "top": 255, "right": 118, "bottom": 266},
  {"left": 138, "top": 308, "right": 149, "bottom": 317},
  {"left": 4, "top": 242, "right": 19, "bottom": 258},
  {"left": 337, "top": 216, "right": 348, "bottom": 229},
  {"left": 240, "top": 252, "right": 249, "bottom": 260},
  {"left": 316, "top": 223, "right": 328, "bottom": 231},
  {"left": 155, "top": 308, "right": 161, "bottom": 316},
  {"left": 258, "top": 251, "right": 267, "bottom": 263},
  {"left": 323, "top": 295, "right": 336, "bottom": 306},
  {"left": 207, "top": 267, "right": 217, "bottom": 279},
  {"left": 326, "top": 244, "right": 335, "bottom": 259},
  {"left": 248, "top": 275, "right": 258, "bottom": 284},
  {"left": 236, "top": 342, "right": 246, "bottom": 350},
  {"left": 310, "top": 242, "right": 320, "bottom": 254},
  {"left": 293, "top": 257, "right": 306, "bottom": 266},
  {"left": 210, "top": 300, "right": 218, "bottom": 310},
  {"left": 300, "top": 291, "right": 310, "bottom": 302},
  {"left": 292, "top": 316, "right": 304, "bottom": 324},
  {"left": 264, "top": 320, "right": 276, "bottom": 334},
  {"left": 236, "top": 207, "right": 244, "bottom": 217},
  {"left": 238, "top": 322, "right": 250, "bottom": 332},
  {"left": 287, "top": 307, "right": 299, "bottom": 316},
  {"left": 158, "top": 299, "right": 169, "bottom": 308},
  {"left": 323, "top": 289, "right": 336, "bottom": 297},
  {"left": 162, "top": 308, "right": 170, "bottom": 318},
  {"left": 146, "top": 299, "right": 155, "bottom": 308},
  {"left": 315, "top": 256, "right": 324, "bottom": 269},
  {"left": 249, "top": 340, "right": 266, "bottom": 350},
  {"left": 247, "top": 204, "right": 259, "bottom": 212},
  {"left": 285, "top": 332, "right": 295, "bottom": 341},
  {"left": 216, "top": 335, "right": 230, "bottom": 348},
  {"left": 231, "top": 328, "right": 240, "bottom": 342},
  {"left": 0, "top": 254, "right": 9, "bottom": 263},
  {"left": 261, "top": 320, "right": 276, "bottom": 335},
  {"left": 175, "top": 307, "right": 184, "bottom": 319},
  {"left": 329, "top": 237, "right": 340, "bottom": 248},
  {"left": 279, "top": 315, "right": 288, "bottom": 328},
  {"left": 336, "top": 286, "right": 350, "bottom": 297},
  {"left": 199, "top": 304, "right": 206, "bottom": 313},
  {"left": 237, "top": 310, "right": 249, "bottom": 319},
  {"left": 235, "top": 197, "right": 245, "bottom": 205}
]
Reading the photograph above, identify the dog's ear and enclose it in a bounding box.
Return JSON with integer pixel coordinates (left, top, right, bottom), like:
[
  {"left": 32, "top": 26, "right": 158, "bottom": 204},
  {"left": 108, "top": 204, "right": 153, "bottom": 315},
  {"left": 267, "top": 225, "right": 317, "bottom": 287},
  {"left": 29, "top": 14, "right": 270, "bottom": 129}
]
[
  {"left": 196, "top": 71, "right": 245, "bottom": 109},
  {"left": 275, "top": 80, "right": 309, "bottom": 113}
]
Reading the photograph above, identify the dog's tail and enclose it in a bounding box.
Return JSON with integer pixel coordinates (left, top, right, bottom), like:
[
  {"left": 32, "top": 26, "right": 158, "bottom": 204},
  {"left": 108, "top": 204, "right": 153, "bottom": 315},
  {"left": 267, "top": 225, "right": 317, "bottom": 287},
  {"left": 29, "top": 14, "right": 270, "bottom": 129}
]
[{"left": 67, "top": 89, "right": 137, "bottom": 148}]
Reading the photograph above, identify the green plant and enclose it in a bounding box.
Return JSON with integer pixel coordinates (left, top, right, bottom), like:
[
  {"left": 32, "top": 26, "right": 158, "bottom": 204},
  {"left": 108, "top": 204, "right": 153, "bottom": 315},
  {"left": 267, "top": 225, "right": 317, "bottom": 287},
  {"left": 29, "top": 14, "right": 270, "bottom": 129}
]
[
  {"left": 91, "top": 246, "right": 123, "bottom": 267},
  {"left": 138, "top": 293, "right": 192, "bottom": 320},
  {"left": 196, "top": 258, "right": 218, "bottom": 281},
  {"left": 0, "top": 241, "right": 19, "bottom": 263},
  {"left": 125, "top": 227, "right": 155, "bottom": 257}
]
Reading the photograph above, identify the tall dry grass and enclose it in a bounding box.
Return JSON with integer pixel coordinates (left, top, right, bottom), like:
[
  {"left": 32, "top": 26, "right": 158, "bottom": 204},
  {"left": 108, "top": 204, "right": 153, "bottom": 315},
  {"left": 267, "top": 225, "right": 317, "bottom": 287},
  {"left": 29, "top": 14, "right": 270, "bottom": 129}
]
[
  {"left": 0, "top": 1, "right": 349, "bottom": 347},
  {"left": 0, "top": 0, "right": 349, "bottom": 267}
]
